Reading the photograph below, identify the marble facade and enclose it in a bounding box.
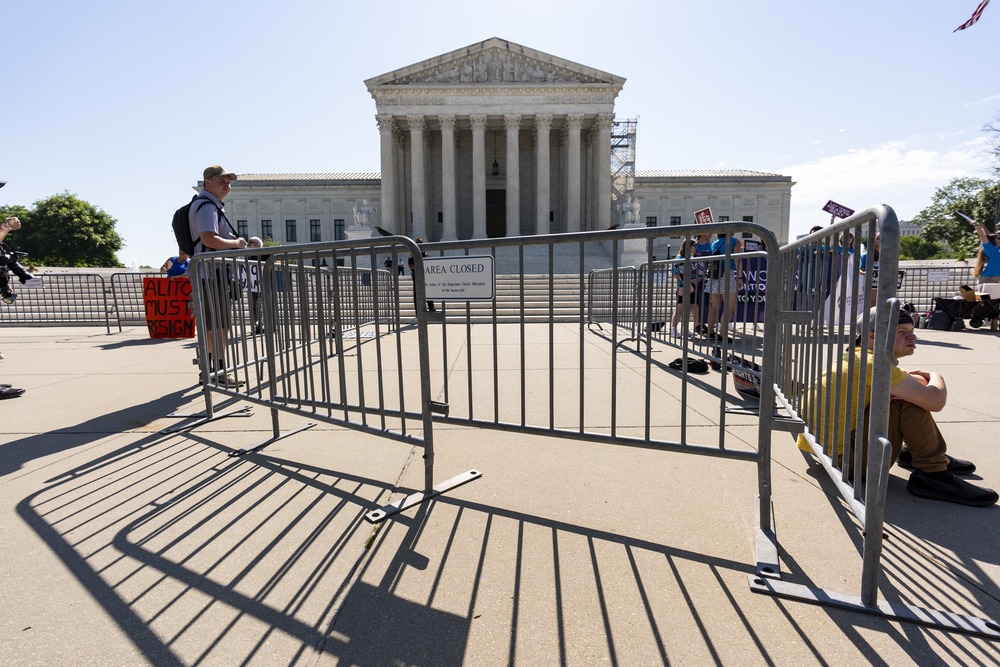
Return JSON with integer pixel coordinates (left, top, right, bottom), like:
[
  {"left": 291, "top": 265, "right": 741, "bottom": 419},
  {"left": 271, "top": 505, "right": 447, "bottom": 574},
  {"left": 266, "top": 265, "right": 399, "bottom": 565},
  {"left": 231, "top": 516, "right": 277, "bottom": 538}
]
[{"left": 217, "top": 38, "right": 794, "bottom": 250}]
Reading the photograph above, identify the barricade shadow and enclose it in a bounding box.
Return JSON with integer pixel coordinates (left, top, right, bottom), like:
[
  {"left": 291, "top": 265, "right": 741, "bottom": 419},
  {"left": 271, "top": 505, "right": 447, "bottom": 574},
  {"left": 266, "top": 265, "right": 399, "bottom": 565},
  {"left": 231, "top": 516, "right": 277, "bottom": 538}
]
[
  {"left": 0, "top": 386, "right": 199, "bottom": 478},
  {"left": 14, "top": 427, "right": 832, "bottom": 665},
  {"left": 793, "top": 450, "right": 1000, "bottom": 660}
]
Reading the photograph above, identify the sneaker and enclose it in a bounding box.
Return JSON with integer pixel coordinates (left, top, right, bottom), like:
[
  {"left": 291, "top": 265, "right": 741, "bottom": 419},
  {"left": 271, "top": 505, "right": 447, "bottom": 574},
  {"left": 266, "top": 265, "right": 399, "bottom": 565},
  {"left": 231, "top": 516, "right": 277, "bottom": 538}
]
[
  {"left": 906, "top": 470, "right": 998, "bottom": 507},
  {"left": 897, "top": 449, "right": 976, "bottom": 475},
  {"left": 0, "top": 386, "right": 24, "bottom": 400},
  {"left": 199, "top": 372, "right": 245, "bottom": 387},
  {"left": 670, "top": 327, "right": 681, "bottom": 337}
]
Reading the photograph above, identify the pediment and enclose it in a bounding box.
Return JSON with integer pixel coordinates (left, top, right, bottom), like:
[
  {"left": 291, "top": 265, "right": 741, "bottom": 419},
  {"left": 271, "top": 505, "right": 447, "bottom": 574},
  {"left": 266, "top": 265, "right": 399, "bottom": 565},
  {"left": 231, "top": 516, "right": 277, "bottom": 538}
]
[{"left": 366, "top": 37, "right": 624, "bottom": 89}]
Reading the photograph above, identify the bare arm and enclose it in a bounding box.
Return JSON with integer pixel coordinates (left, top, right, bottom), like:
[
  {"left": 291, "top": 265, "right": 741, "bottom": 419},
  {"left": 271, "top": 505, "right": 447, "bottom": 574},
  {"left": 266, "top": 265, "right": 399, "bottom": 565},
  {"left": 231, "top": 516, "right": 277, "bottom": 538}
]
[
  {"left": 200, "top": 231, "right": 247, "bottom": 251},
  {"left": 0, "top": 217, "right": 20, "bottom": 243},
  {"left": 891, "top": 370, "right": 947, "bottom": 412},
  {"left": 969, "top": 218, "right": 989, "bottom": 244}
]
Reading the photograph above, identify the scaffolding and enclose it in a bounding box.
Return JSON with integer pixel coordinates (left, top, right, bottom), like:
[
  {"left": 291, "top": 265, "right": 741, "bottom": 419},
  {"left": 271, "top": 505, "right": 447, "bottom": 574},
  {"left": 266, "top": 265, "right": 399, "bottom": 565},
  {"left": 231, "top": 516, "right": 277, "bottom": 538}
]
[{"left": 610, "top": 118, "right": 638, "bottom": 228}]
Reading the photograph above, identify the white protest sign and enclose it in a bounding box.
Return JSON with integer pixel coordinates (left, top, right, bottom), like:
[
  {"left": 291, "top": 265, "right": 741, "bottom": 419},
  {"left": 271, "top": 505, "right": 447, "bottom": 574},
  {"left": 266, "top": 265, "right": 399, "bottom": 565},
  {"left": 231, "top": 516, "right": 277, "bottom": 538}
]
[
  {"left": 421, "top": 255, "right": 495, "bottom": 301},
  {"left": 236, "top": 263, "right": 262, "bottom": 293}
]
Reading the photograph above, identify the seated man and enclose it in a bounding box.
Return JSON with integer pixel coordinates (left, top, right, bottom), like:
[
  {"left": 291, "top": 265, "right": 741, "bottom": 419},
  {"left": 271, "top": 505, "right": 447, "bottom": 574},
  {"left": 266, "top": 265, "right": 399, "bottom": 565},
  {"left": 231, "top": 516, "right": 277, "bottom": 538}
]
[{"left": 796, "top": 307, "right": 997, "bottom": 506}]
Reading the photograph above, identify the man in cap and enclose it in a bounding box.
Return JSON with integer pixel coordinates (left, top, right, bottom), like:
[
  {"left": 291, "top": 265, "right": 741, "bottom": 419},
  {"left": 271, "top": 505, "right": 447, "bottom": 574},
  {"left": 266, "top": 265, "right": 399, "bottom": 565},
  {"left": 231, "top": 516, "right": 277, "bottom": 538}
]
[
  {"left": 796, "top": 306, "right": 997, "bottom": 506},
  {"left": 189, "top": 166, "right": 251, "bottom": 386},
  {"left": 0, "top": 207, "right": 25, "bottom": 399}
]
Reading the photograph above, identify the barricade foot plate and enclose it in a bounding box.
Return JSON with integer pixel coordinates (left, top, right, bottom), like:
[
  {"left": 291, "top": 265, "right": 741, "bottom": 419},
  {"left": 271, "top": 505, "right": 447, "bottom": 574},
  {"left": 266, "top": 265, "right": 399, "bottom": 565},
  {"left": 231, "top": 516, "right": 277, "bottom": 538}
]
[
  {"left": 748, "top": 575, "right": 1000, "bottom": 640},
  {"left": 160, "top": 405, "right": 254, "bottom": 434},
  {"left": 755, "top": 494, "right": 780, "bottom": 579},
  {"left": 365, "top": 469, "right": 482, "bottom": 524},
  {"left": 228, "top": 422, "right": 317, "bottom": 457}
]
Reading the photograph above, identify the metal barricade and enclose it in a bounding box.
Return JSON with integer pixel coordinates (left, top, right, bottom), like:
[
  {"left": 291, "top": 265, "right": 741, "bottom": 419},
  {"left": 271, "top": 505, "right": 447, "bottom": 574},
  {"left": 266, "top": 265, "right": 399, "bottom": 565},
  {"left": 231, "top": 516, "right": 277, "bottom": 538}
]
[
  {"left": 0, "top": 273, "right": 114, "bottom": 333},
  {"left": 586, "top": 265, "right": 638, "bottom": 333},
  {"left": 109, "top": 271, "right": 160, "bottom": 327},
  {"left": 756, "top": 205, "right": 999, "bottom": 637},
  {"left": 896, "top": 263, "right": 975, "bottom": 313},
  {"left": 408, "top": 225, "right": 783, "bottom": 580},
  {"left": 168, "top": 238, "right": 479, "bottom": 522}
]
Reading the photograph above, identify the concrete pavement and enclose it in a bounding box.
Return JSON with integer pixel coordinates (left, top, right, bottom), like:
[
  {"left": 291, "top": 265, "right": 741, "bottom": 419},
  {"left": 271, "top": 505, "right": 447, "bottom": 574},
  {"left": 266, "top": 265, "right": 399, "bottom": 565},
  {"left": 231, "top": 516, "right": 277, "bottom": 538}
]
[{"left": 0, "top": 324, "right": 999, "bottom": 665}]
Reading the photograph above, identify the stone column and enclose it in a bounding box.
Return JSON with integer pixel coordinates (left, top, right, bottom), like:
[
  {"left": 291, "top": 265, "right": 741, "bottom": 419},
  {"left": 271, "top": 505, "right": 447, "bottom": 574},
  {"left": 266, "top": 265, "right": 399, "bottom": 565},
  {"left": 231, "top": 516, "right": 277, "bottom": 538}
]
[
  {"left": 439, "top": 114, "right": 457, "bottom": 241},
  {"left": 534, "top": 114, "right": 552, "bottom": 236},
  {"left": 565, "top": 113, "right": 583, "bottom": 234},
  {"left": 376, "top": 114, "right": 396, "bottom": 233},
  {"left": 595, "top": 113, "right": 614, "bottom": 231},
  {"left": 471, "top": 114, "right": 487, "bottom": 239},
  {"left": 408, "top": 114, "right": 426, "bottom": 240},
  {"left": 504, "top": 113, "right": 521, "bottom": 238}
]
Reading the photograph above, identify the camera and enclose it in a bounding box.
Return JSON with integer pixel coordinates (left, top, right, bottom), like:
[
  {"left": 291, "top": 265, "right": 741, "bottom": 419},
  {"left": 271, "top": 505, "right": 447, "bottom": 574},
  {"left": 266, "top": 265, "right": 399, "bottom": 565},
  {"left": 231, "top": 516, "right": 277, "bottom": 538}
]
[{"left": 0, "top": 243, "right": 31, "bottom": 304}]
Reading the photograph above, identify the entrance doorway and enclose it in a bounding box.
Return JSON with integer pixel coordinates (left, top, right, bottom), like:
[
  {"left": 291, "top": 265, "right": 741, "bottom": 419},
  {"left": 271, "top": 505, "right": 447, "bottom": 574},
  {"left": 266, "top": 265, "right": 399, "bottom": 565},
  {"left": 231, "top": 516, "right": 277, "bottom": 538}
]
[{"left": 486, "top": 190, "right": 506, "bottom": 238}]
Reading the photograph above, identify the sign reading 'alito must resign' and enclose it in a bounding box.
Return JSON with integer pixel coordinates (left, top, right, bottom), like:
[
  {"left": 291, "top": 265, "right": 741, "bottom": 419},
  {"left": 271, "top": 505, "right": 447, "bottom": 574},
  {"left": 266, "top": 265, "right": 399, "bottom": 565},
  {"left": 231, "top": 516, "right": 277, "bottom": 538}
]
[{"left": 421, "top": 256, "right": 495, "bottom": 301}]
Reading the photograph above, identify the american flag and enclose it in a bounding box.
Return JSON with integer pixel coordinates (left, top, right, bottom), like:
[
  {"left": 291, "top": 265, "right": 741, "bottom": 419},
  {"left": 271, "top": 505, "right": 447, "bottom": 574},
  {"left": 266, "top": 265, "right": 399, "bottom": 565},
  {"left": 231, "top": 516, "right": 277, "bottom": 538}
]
[{"left": 955, "top": 0, "right": 990, "bottom": 31}]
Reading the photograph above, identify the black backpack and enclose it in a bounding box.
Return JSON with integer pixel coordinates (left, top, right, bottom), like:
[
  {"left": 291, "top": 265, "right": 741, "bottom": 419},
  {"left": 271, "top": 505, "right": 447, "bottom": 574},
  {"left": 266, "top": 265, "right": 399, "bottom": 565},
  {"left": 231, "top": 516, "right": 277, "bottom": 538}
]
[{"left": 171, "top": 195, "right": 233, "bottom": 257}]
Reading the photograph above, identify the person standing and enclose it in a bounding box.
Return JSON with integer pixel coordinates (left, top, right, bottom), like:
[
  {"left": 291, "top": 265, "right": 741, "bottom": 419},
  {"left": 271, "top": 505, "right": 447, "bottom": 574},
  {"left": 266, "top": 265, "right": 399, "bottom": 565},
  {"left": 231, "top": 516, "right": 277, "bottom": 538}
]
[
  {"left": 706, "top": 233, "right": 743, "bottom": 339},
  {"left": 0, "top": 214, "right": 25, "bottom": 399},
  {"left": 969, "top": 217, "right": 1000, "bottom": 300},
  {"left": 189, "top": 165, "right": 248, "bottom": 386}
]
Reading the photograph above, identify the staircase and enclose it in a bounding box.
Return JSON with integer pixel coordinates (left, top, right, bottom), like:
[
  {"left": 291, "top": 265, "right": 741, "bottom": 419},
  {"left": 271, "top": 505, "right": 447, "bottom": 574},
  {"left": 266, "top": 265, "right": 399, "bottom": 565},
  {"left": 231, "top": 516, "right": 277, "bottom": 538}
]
[{"left": 396, "top": 273, "right": 598, "bottom": 323}]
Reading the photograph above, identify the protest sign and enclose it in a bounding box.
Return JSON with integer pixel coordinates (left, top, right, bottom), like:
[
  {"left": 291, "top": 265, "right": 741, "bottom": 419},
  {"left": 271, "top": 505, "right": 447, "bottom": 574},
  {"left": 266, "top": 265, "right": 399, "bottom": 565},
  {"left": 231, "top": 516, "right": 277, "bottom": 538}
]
[{"left": 143, "top": 276, "right": 194, "bottom": 338}]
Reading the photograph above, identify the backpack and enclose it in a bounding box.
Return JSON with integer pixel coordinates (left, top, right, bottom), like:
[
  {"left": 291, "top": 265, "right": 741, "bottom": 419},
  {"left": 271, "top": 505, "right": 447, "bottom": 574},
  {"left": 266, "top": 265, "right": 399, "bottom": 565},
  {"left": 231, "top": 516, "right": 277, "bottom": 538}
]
[
  {"left": 172, "top": 195, "right": 233, "bottom": 257},
  {"left": 926, "top": 309, "right": 954, "bottom": 331}
]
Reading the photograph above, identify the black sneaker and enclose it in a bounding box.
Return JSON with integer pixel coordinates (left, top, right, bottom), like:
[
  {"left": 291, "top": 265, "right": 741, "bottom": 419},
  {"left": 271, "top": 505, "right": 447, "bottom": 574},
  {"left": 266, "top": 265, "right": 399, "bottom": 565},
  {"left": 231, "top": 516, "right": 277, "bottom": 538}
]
[
  {"left": 897, "top": 449, "right": 976, "bottom": 475},
  {"left": 906, "top": 470, "right": 998, "bottom": 507},
  {"left": 0, "top": 386, "right": 24, "bottom": 399}
]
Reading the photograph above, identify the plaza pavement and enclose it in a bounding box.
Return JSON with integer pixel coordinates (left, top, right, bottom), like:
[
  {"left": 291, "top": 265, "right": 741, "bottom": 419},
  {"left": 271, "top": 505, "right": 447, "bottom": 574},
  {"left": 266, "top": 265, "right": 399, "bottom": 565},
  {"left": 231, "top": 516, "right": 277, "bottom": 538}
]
[{"left": 0, "top": 323, "right": 999, "bottom": 665}]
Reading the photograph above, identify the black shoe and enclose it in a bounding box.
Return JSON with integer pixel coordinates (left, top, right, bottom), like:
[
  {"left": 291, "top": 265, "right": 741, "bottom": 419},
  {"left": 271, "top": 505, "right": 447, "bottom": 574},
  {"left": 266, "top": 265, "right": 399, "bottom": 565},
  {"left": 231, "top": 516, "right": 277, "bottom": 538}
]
[
  {"left": 897, "top": 449, "right": 976, "bottom": 475},
  {"left": 906, "top": 470, "right": 998, "bottom": 507},
  {"left": 0, "top": 386, "right": 24, "bottom": 399}
]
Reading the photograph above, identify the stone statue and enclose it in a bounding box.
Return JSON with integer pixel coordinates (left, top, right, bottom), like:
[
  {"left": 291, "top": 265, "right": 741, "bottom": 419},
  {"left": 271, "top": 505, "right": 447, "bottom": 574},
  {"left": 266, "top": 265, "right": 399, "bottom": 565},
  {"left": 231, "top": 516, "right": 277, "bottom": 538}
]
[
  {"left": 353, "top": 199, "right": 377, "bottom": 228},
  {"left": 618, "top": 191, "right": 640, "bottom": 226}
]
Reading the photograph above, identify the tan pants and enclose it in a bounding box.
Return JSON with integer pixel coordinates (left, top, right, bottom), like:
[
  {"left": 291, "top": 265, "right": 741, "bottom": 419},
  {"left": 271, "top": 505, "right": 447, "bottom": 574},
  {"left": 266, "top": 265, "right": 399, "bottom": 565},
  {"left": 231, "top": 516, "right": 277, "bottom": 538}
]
[{"left": 846, "top": 399, "right": 949, "bottom": 478}]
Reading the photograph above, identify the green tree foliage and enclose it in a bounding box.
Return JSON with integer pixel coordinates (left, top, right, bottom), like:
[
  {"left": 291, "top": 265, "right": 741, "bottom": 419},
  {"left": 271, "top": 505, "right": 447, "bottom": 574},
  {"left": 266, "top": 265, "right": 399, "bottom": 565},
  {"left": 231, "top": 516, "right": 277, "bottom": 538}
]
[
  {"left": 899, "top": 235, "right": 944, "bottom": 260},
  {"left": 0, "top": 192, "right": 124, "bottom": 267},
  {"left": 911, "top": 177, "right": 1000, "bottom": 258}
]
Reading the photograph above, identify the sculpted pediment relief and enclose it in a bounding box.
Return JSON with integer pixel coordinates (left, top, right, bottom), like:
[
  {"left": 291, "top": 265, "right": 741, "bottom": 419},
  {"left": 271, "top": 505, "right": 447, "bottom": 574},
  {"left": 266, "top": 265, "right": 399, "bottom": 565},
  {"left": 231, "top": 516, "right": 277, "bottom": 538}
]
[{"left": 385, "top": 47, "right": 605, "bottom": 85}]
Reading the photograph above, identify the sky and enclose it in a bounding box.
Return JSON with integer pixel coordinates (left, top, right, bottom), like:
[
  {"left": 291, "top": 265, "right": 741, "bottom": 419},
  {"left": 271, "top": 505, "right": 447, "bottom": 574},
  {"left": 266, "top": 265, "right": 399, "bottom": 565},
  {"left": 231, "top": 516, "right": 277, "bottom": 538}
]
[{"left": 2, "top": 0, "right": 998, "bottom": 268}]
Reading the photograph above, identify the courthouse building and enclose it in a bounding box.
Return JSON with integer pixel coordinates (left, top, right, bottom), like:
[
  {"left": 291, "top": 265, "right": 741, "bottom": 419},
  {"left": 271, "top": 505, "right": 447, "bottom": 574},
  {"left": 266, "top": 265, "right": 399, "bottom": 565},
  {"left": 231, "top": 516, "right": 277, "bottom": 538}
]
[{"left": 223, "top": 38, "right": 793, "bottom": 251}]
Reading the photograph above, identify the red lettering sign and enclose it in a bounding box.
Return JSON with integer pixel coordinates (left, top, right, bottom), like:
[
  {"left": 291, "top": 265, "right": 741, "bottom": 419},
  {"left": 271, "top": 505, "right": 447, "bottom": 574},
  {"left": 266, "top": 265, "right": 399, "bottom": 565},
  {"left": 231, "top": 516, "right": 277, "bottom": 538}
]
[
  {"left": 694, "top": 207, "right": 714, "bottom": 225},
  {"left": 143, "top": 277, "right": 195, "bottom": 338}
]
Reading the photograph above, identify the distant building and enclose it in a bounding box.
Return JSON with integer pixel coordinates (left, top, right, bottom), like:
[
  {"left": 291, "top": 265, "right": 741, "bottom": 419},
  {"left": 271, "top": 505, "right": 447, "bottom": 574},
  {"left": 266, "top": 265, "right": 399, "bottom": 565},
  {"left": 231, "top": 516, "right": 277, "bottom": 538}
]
[{"left": 215, "top": 38, "right": 794, "bottom": 250}]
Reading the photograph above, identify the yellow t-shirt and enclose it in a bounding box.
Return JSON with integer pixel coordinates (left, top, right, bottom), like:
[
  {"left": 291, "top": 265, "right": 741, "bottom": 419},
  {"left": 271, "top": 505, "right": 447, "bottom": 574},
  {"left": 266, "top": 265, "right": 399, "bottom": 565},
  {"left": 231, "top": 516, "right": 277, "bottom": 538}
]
[{"left": 796, "top": 347, "right": 908, "bottom": 454}]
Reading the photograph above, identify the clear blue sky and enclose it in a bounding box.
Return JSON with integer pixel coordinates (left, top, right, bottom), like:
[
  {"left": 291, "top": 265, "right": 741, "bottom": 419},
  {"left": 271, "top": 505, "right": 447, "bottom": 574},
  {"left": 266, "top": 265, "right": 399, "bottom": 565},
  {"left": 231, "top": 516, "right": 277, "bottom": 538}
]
[{"left": 2, "top": 0, "right": 997, "bottom": 267}]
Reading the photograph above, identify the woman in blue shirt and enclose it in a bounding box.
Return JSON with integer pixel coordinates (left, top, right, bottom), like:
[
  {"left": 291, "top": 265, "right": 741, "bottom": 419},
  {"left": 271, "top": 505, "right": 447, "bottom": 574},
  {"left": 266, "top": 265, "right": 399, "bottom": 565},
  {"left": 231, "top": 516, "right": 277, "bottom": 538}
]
[{"left": 971, "top": 218, "right": 1000, "bottom": 299}]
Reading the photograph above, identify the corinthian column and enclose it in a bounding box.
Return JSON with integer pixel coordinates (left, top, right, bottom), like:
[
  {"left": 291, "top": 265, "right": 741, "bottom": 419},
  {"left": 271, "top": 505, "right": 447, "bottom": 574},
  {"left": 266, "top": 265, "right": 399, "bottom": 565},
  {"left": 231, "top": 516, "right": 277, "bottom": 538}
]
[
  {"left": 595, "top": 113, "right": 614, "bottom": 231},
  {"left": 439, "top": 114, "right": 457, "bottom": 241},
  {"left": 376, "top": 114, "right": 396, "bottom": 233},
  {"left": 408, "top": 114, "right": 426, "bottom": 239},
  {"left": 504, "top": 113, "right": 521, "bottom": 238},
  {"left": 565, "top": 113, "right": 583, "bottom": 233},
  {"left": 534, "top": 113, "right": 553, "bottom": 236},
  {"left": 471, "top": 114, "right": 487, "bottom": 239}
]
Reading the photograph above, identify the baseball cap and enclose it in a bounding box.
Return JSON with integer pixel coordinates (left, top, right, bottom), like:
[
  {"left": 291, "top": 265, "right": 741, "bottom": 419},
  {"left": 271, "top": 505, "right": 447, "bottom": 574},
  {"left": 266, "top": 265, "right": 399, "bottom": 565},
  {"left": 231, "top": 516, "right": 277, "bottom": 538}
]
[
  {"left": 203, "top": 165, "right": 238, "bottom": 181},
  {"left": 855, "top": 306, "right": 913, "bottom": 343}
]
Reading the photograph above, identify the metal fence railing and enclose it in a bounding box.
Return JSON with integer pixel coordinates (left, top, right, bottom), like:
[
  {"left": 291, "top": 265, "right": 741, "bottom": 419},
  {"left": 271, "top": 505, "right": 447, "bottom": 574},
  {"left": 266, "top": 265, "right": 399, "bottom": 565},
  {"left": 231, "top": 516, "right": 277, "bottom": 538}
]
[
  {"left": 0, "top": 273, "right": 114, "bottom": 333},
  {"left": 756, "top": 206, "right": 999, "bottom": 638}
]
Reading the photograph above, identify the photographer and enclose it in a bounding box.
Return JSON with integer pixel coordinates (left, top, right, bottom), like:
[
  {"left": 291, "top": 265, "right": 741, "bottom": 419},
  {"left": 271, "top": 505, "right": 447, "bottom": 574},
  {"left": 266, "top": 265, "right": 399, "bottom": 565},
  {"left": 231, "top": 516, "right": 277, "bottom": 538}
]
[
  {"left": 0, "top": 215, "right": 32, "bottom": 304},
  {"left": 0, "top": 215, "right": 26, "bottom": 399}
]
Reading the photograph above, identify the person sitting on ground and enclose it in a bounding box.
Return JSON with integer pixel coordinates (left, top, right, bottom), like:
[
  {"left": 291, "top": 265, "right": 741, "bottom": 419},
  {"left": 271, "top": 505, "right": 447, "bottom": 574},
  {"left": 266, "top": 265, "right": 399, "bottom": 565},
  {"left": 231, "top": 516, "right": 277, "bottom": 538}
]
[{"left": 796, "top": 306, "right": 997, "bottom": 506}]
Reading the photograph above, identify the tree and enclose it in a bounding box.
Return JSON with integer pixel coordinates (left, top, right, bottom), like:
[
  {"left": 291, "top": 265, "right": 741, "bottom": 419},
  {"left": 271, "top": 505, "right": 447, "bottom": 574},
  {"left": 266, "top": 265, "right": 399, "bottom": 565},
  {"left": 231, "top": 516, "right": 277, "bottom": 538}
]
[
  {"left": 5, "top": 192, "right": 124, "bottom": 267},
  {"left": 911, "top": 177, "right": 1000, "bottom": 258},
  {"left": 899, "top": 235, "right": 944, "bottom": 260}
]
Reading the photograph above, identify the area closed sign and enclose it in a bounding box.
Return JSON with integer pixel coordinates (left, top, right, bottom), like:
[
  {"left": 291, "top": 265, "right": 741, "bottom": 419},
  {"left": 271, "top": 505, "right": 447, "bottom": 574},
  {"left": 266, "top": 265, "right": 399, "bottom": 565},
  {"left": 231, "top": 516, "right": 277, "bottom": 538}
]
[{"left": 421, "top": 255, "right": 495, "bottom": 301}]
